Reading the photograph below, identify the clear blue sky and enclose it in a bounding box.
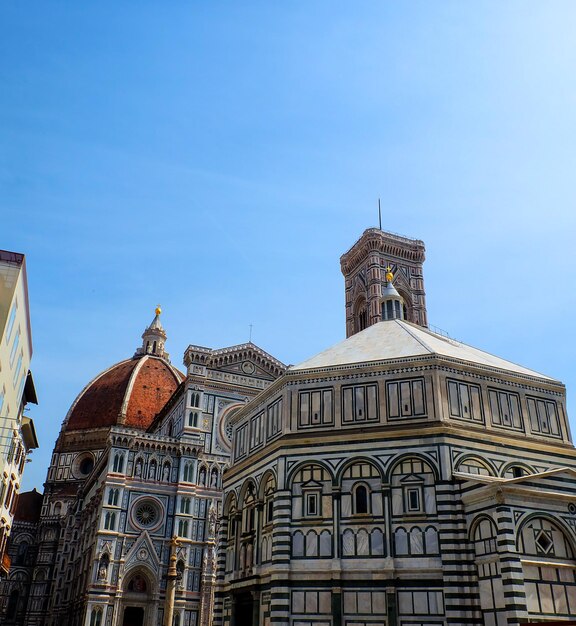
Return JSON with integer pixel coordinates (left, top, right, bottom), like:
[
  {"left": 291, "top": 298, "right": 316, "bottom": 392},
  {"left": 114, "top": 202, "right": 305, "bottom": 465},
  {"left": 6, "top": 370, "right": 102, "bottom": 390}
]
[{"left": 2, "top": 1, "right": 576, "bottom": 491}]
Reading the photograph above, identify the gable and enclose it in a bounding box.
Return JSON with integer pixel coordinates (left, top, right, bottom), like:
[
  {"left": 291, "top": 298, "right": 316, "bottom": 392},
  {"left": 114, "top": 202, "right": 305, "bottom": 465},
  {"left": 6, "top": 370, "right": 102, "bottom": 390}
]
[{"left": 208, "top": 344, "right": 286, "bottom": 380}]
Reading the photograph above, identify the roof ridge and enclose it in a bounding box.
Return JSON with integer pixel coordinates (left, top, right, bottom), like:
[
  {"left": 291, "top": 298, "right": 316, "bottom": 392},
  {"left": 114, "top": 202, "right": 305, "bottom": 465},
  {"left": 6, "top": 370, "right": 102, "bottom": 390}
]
[{"left": 396, "top": 320, "right": 434, "bottom": 354}]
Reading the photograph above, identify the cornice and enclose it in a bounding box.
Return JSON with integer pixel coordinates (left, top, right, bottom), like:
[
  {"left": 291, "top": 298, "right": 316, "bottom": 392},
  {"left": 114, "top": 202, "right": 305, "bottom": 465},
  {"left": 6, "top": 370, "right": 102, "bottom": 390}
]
[{"left": 340, "top": 228, "right": 425, "bottom": 274}]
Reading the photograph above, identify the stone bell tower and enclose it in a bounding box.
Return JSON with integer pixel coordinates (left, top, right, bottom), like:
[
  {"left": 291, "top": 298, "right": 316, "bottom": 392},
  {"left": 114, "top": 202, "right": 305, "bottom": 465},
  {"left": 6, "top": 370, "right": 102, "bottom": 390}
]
[{"left": 340, "top": 228, "right": 427, "bottom": 337}]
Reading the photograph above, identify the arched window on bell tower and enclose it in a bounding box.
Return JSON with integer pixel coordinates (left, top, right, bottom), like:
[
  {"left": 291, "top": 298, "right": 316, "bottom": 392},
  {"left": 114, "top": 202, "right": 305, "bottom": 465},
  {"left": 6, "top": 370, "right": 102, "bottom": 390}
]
[{"left": 353, "top": 297, "right": 368, "bottom": 333}]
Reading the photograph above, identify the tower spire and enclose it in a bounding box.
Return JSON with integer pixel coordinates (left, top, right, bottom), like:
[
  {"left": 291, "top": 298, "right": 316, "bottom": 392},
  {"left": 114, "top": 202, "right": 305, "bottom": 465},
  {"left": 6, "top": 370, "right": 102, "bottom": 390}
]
[{"left": 135, "top": 306, "right": 169, "bottom": 359}]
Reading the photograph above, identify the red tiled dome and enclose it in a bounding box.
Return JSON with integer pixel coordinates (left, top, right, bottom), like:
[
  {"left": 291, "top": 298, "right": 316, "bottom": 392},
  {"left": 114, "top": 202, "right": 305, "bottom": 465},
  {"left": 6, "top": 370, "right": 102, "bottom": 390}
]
[{"left": 64, "top": 355, "right": 184, "bottom": 432}]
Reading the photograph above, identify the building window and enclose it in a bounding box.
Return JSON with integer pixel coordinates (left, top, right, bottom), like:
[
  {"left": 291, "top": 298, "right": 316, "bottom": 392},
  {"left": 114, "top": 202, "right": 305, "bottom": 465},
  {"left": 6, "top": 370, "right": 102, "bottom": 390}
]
[
  {"left": 79, "top": 456, "right": 94, "bottom": 475},
  {"left": 178, "top": 519, "right": 189, "bottom": 537},
  {"left": 342, "top": 384, "right": 378, "bottom": 424},
  {"left": 235, "top": 425, "right": 248, "bottom": 459},
  {"left": 353, "top": 484, "right": 369, "bottom": 514},
  {"left": 12, "top": 352, "right": 23, "bottom": 387},
  {"left": 387, "top": 378, "right": 427, "bottom": 419},
  {"left": 188, "top": 411, "right": 199, "bottom": 428},
  {"left": 267, "top": 399, "right": 282, "bottom": 439},
  {"left": 5, "top": 301, "right": 17, "bottom": 343},
  {"left": 447, "top": 379, "right": 483, "bottom": 423},
  {"left": 397, "top": 590, "right": 444, "bottom": 616},
  {"left": 249, "top": 412, "right": 264, "bottom": 449},
  {"left": 406, "top": 487, "right": 421, "bottom": 512},
  {"left": 133, "top": 499, "right": 161, "bottom": 530},
  {"left": 488, "top": 388, "right": 524, "bottom": 431},
  {"left": 354, "top": 297, "right": 368, "bottom": 333},
  {"left": 298, "top": 389, "right": 334, "bottom": 428},
  {"left": 182, "top": 461, "right": 194, "bottom": 482},
  {"left": 107, "top": 489, "right": 119, "bottom": 506},
  {"left": 527, "top": 397, "right": 561, "bottom": 438},
  {"left": 112, "top": 453, "right": 124, "bottom": 473},
  {"left": 9, "top": 329, "right": 20, "bottom": 367},
  {"left": 512, "top": 466, "right": 526, "bottom": 478},
  {"left": 104, "top": 512, "right": 116, "bottom": 530},
  {"left": 89, "top": 608, "right": 103, "bottom": 626},
  {"left": 180, "top": 497, "right": 191, "bottom": 514},
  {"left": 4, "top": 482, "right": 13, "bottom": 508},
  {"left": 190, "top": 391, "right": 201, "bottom": 407},
  {"left": 304, "top": 491, "right": 320, "bottom": 517}
]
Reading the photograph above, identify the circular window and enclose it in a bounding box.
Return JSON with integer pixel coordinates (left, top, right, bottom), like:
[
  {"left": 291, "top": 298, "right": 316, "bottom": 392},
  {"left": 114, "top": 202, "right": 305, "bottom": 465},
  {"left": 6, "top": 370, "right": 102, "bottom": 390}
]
[
  {"left": 79, "top": 457, "right": 94, "bottom": 475},
  {"left": 73, "top": 453, "right": 95, "bottom": 478},
  {"left": 131, "top": 498, "right": 163, "bottom": 531}
]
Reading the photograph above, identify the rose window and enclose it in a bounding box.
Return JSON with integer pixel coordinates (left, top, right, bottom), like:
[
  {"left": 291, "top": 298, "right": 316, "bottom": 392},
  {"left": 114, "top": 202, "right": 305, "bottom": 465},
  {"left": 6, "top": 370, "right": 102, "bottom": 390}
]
[{"left": 133, "top": 501, "right": 159, "bottom": 528}]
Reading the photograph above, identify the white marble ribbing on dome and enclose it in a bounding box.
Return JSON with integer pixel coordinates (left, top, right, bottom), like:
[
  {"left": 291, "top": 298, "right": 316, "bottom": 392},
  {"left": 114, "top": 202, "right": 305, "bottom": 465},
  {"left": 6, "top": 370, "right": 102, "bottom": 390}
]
[{"left": 291, "top": 318, "right": 556, "bottom": 380}]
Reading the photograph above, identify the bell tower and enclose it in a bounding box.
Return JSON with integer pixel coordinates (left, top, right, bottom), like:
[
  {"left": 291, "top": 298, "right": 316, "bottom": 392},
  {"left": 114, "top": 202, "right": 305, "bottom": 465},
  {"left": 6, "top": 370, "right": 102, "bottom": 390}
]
[{"left": 340, "top": 228, "right": 427, "bottom": 337}]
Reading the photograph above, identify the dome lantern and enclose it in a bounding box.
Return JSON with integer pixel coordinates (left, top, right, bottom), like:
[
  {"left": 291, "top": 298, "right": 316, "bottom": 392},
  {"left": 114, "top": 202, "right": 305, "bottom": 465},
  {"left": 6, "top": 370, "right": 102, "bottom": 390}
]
[
  {"left": 380, "top": 267, "right": 405, "bottom": 322},
  {"left": 136, "top": 305, "right": 169, "bottom": 359}
]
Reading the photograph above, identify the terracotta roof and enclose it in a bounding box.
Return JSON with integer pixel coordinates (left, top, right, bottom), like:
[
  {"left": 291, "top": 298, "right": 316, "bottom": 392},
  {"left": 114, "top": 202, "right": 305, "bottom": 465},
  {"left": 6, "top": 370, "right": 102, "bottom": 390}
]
[
  {"left": 14, "top": 489, "right": 43, "bottom": 522},
  {"left": 64, "top": 355, "right": 184, "bottom": 432}
]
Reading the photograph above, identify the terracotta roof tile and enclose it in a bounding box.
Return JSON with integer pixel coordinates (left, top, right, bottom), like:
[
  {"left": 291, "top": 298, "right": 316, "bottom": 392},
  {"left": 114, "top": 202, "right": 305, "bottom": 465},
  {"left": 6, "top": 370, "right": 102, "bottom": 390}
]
[
  {"left": 125, "top": 359, "right": 184, "bottom": 429},
  {"left": 64, "top": 356, "right": 183, "bottom": 432}
]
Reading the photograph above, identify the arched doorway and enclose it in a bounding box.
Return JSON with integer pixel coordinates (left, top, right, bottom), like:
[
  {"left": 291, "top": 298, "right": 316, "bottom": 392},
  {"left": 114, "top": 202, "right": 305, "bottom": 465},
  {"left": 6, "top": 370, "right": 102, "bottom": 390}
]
[
  {"left": 123, "top": 606, "right": 144, "bottom": 626},
  {"left": 121, "top": 571, "right": 154, "bottom": 626}
]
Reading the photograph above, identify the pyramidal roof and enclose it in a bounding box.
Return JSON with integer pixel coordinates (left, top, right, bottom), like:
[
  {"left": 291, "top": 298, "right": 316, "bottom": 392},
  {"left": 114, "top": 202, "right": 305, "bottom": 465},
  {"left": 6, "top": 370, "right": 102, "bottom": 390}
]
[{"left": 291, "top": 319, "right": 556, "bottom": 381}]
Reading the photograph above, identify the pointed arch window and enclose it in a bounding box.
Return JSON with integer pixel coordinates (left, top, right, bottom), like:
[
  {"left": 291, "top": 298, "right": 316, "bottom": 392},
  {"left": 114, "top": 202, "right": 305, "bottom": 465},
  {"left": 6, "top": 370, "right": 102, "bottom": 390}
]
[
  {"left": 112, "top": 453, "right": 124, "bottom": 473},
  {"left": 178, "top": 519, "right": 189, "bottom": 537},
  {"left": 108, "top": 488, "right": 119, "bottom": 506},
  {"left": 354, "top": 302, "right": 367, "bottom": 333},
  {"left": 104, "top": 512, "right": 116, "bottom": 530},
  {"left": 183, "top": 462, "right": 194, "bottom": 483}
]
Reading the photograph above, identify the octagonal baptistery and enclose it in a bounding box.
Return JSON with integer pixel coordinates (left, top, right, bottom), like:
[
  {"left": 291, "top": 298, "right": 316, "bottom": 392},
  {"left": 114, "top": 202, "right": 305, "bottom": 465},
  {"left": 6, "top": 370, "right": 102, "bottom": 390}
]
[{"left": 217, "top": 314, "right": 576, "bottom": 626}]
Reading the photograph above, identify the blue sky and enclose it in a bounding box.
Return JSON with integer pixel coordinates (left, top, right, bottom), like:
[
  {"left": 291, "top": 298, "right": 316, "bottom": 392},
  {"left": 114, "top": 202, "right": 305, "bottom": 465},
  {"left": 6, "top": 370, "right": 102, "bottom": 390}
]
[{"left": 2, "top": 1, "right": 576, "bottom": 490}]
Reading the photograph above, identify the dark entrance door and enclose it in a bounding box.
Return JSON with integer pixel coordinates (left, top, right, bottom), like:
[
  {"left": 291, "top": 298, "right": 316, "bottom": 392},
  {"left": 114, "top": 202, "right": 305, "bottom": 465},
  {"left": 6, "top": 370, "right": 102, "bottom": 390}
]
[
  {"left": 234, "top": 593, "right": 254, "bottom": 626},
  {"left": 123, "top": 606, "right": 144, "bottom": 626}
]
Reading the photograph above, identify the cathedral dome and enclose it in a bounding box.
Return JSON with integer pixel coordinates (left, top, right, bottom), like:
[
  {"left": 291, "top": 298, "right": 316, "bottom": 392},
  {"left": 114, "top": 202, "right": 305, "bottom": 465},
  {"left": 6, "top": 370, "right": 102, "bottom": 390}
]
[
  {"left": 62, "top": 310, "right": 185, "bottom": 432},
  {"left": 63, "top": 355, "right": 184, "bottom": 432}
]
